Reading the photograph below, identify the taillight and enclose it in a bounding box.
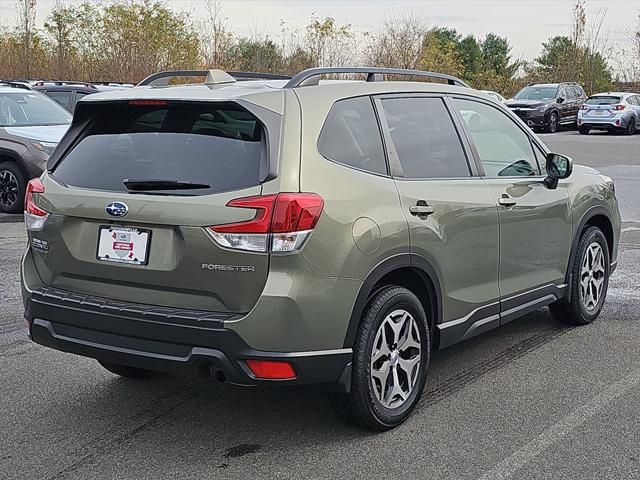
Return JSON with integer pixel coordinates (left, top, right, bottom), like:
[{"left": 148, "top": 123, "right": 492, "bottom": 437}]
[
  {"left": 24, "top": 178, "right": 49, "bottom": 231},
  {"left": 207, "top": 193, "right": 324, "bottom": 253},
  {"left": 245, "top": 359, "right": 296, "bottom": 380},
  {"left": 615, "top": 105, "right": 625, "bottom": 111}
]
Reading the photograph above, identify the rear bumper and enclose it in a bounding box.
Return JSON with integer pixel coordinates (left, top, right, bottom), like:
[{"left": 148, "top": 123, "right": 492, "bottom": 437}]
[
  {"left": 24, "top": 284, "right": 352, "bottom": 387},
  {"left": 578, "top": 118, "right": 626, "bottom": 129}
]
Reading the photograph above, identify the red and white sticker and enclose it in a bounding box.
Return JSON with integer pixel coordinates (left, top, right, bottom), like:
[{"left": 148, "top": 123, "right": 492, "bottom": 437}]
[{"left": 97, "top": 226, "right": 150, "bottom": 265}]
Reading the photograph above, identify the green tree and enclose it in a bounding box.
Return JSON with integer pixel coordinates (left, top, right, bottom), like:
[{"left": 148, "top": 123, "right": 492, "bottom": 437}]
[
  {"left": 228, "top": 38, "right": 284, "bottom": 73},
  {"left": 481, "top": 33, "right": 518, "bottom": 77},
  {"left": 531, "top": 35, "right": 611, "bottom": 93}
]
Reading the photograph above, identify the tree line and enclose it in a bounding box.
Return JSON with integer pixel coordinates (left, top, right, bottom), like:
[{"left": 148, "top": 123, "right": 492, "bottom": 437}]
[{"left": 1, "top": 0, "right": 637, "bottom": 96}]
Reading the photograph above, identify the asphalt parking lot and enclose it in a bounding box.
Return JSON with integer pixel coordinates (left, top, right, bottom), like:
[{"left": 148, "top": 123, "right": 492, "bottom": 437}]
[{"left": 1, "top": 129, "right": 639, "bottom": 479}]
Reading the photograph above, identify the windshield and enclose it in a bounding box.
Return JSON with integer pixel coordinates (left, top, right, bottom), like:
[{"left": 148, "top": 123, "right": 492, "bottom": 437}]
[
  {"left": 514, "top": 86, "right": 558, "bottom": 101},
  {"left": 0, "top": 91, "right": 72, "bottom": 127},
  {"left": 53, "top": 102, "right": 266, "bottom": 195},
  {"left": 585, "top": 96, "right": 621, "bottom": 105}
]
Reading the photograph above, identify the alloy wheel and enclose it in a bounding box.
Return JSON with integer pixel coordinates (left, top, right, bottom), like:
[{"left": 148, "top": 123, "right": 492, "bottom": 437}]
[
  {"left": 580, "top": 242, "right": 606, "bottom": 311},
  {"left": 370, "top": 309, "right": 421, "bottom": 409},
  {"left": 549, "top": 113, "right": 558, "bottom": 133},
  {"left": 0, "top": 169, "right": 19, "bottom": 208}
]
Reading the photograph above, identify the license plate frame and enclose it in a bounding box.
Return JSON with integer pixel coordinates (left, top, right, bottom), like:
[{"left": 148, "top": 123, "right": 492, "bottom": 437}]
[{"left": 97, "top": 225, "right": 151, "bottom": 266}]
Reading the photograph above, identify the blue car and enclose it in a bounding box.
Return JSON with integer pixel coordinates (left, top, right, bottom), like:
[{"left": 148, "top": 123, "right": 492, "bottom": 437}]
[{"left": 578, "top": 92, "right": 640, "bottom": 135}]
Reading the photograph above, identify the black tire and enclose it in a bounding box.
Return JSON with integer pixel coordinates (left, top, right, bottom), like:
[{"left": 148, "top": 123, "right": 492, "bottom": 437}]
[
  {"left": 98, "top": 360, "right": 162, "bottom": 379},
  {"left": 625, "top": 117, "right": 636, "bottom": 136},
  {"left": 0, "top": 161, "right": 26, "bottom": 214},
  {"left": 545, "top": 112, "right": 559, "bottom": 133},
  {"left": 549, "top": 226, "right": 610, "bottom": 325},
  {"left": 329, "top": 286, "right": 430, "bottom": 430},
  {"left": 578, "top": 126, "right": 590, "bottom": 135}
]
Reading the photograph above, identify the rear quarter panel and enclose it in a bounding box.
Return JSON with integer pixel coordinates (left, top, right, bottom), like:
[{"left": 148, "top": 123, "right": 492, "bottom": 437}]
[{"left": 293, "top": 88, "right": 409, "bottom": 282}]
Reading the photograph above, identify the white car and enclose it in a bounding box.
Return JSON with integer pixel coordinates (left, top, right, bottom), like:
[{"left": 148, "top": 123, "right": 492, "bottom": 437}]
[{"left": 481, "top": 90, "right": 506, "bottom": 103}]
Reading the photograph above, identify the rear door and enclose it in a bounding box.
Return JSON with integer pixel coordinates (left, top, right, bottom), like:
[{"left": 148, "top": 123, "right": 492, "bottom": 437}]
[
  {"left": 375, "top": 94, "right": 501, "bottom": 347},
  {"left": 450, "top": 96, "right": 572, "bottom": 323},
  {"left": 35, "top": 100, "right": 282, "bottom": 314},
  {"left": 557, "top": 86, "right": 573, "bottom": 122}
]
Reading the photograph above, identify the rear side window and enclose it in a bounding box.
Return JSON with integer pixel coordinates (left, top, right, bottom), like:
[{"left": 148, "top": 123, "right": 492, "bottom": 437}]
[
  {"left": 380, "top": 97, "right": 470, "bottom": 179},
  {"left": 317, "top": 96, "right": 387, "bottom": 175},
  {"left": 53, "top": 102, "right": 266, "bottom": 195},
  {"left": 46, "top": 91, "right": 73, "bottom": 111}
]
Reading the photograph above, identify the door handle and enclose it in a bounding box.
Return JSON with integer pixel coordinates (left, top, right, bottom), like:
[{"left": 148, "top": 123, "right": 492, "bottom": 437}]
[
  {"left": 409, "top": 202, "right": 435, "bottom": 217},
  {"left": 498, "top": 195, "right": 516, "bottom": 207}
]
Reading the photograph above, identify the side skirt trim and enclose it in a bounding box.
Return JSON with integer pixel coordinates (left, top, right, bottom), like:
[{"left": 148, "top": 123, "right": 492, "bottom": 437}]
[{"left": 437, "top": 283, "right": 566, "bottom": 349}]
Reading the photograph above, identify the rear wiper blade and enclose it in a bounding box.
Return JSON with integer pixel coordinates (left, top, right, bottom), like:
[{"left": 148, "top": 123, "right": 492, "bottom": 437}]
[{"left": 123, "top": 179, "right": 211, "bottom": 191}]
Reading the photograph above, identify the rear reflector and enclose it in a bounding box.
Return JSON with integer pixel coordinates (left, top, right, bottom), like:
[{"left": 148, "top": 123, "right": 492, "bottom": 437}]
[
  {"left": 24, "top": 178, "right": 49, "bottom": 231},
  {"left": 207, "top": 193, "right": 324, "bottom": 253},
  {"left": 245, "top": 360, "right": 297, "bottom": 380}
]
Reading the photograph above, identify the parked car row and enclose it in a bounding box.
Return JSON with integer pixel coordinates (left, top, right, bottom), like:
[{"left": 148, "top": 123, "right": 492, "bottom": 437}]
[
  {"left": 489, "top": 82, "right": 640, "bottom": 136},
  {"left": 0, "top": 79, "right": 133, "bottom": 112},
  {"left": 1, "top": 73, "right": 637, "bottom": 215}
]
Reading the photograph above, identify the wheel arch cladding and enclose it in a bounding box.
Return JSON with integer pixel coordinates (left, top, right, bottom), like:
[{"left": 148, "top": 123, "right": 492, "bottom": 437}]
[
  {"left": 566, "top": 208, "right": 614, "bottom": 287},
  {"left": 0, "top": 148, "right": 29, "bottom": 177},
  {"left": 343, "top": 254, "right": 443, "bottom": 349}
]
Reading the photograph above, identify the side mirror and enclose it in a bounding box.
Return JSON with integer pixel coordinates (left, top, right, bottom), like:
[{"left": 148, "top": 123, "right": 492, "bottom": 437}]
[
  {"left": 544, "top": 153, "right": 573, "bottom": 189},
  {"left": 556, "top": 97, "right": 565, "bottom": 104}
]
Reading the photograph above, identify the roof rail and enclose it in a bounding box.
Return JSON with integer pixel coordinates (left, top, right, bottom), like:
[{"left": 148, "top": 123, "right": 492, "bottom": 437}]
[
  {"left": 283, "top": 67, "right": 470, "bottom": 88},
  {"left": 137, "top": 70, "right": 291, "bottom": 86},
  {"left": 33, "top": 80, "right": 97, "bottom": 88},
  {"left": 0, "top": 81, "right": 32, "bottom": 90}
]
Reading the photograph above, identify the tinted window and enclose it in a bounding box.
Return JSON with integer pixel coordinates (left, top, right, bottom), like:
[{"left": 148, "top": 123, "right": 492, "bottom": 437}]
[
  {"left": 558, "top": 87, "right": 568, "bottom": 99},
  {"left": 0, "top": 92, "right": 71, "bottom": 126},
  {"left": 380, "top": 97, "right": 469, "bottom": 178},
  {"left": 453, "top": 98, "right": 540, "bottom": 177},
  {"left": 53, "top": 102, "right": 265, "bottom": 195},
  {"left": 46, "top": 90, "right": 73, "bottom": 110},
  {"left": 514, "top": 86, "right": 557, "bottom": 101},
  {"left": 317, "top": 96, "right": 387, "bottom": 175},
  {"left": 573, "top": 86, "right": 585, "bottom": 98}
]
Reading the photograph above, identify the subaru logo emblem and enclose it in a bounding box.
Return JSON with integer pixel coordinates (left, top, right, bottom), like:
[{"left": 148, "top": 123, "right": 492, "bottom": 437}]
[{"left": 105, "top": 201, "right": 128, "bottom": 217}]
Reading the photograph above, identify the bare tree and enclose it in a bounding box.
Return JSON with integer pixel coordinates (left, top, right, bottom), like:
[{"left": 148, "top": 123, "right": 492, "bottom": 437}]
[
  {"left": 16, "top": 0, "right": 38, "bottom": 77},
  {"left": 201, "top": 0, "right": 234, "bottom": 68},
  {"left": 364, "top": 12, "right": 428, "bottom": 69}
]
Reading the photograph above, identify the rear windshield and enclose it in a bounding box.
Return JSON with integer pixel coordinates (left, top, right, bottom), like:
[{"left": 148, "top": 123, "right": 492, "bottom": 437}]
[
  {"left": 52, "top": 102, "right": 265, "bottom": 195},
  {"left": 585, "top": 96, "right": 621, "bottom": 105}
]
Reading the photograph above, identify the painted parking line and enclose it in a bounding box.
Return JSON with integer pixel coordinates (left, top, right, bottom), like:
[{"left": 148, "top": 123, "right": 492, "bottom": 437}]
[{"left": 478, "top": 368, "right": 640, "bottom": 480}]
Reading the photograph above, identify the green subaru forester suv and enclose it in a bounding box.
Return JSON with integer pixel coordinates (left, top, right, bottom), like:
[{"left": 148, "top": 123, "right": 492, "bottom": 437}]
[{"left": 21, "top": 68, "right": 621, "bottom": 430}]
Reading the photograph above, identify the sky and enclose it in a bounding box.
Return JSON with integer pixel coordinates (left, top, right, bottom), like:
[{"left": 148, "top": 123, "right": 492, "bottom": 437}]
[{"left": 0, "top": 0, "right": 638, "bottom": 62}]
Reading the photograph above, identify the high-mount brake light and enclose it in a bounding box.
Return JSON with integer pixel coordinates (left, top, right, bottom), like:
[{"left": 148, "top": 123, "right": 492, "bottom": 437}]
[
  {"left": 207, "top": 193, "right": 324, "bottom": 253},
  {"left": 128, "top": 100, "right": 169, "bottom": 106},
  {"left": 24, "top": 178, "right": 49, "bottom": 231}
]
